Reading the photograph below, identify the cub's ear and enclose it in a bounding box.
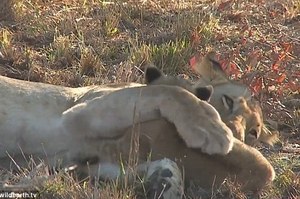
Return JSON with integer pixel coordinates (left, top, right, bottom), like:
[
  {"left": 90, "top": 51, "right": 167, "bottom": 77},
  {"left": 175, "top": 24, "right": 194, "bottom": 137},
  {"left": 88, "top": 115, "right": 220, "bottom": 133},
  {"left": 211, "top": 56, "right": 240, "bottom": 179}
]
[
  {"left": 145, "top": 65, "right": 163, "bottom": 84},
  {"left": 194, "top": 85, "right": 213, "bottom": 101},
  {"left": 222, "top": 95, "right": 234, "bottom": 111}
]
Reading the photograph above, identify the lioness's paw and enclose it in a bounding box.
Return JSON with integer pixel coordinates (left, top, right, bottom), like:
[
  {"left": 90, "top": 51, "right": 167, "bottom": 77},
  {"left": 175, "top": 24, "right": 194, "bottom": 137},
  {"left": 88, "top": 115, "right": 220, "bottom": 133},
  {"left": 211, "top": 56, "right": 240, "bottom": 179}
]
[
  {"left": 201, "top": 124, "right": 234, "bottom": 155},
  {"left": 179, "top": 122, "right": 234, "bottom": 155}
]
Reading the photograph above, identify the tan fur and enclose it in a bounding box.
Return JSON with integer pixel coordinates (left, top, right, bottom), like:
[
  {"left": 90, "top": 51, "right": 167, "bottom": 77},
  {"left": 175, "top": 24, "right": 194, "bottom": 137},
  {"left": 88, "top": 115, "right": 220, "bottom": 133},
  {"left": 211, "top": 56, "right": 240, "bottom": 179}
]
[
  {"left": 122, "top": 119, "right": 275, "bottom": 192},
  {"left": 0, "top": 72, "right": 236, "bottom": 198},
  {"left": 140, "top": 66, "right": 276, "bottom": 192},
  {"left": 192, "top": 51, "right": 228, "bottom": 84},
  {"left": 191, "top": 52, "right": 278, "bottom": 146},
  {"left": 145, "top": 64, "right": 270, "bottom": 146},
  {"left": 0, "top": 74, "right": 233, "bottom": 171},
  {"left": 0, "top": 66, "right": 275, "bottom": 197},
  {"left": 65, "top": 118, "right": 275, "bottom": 193}
]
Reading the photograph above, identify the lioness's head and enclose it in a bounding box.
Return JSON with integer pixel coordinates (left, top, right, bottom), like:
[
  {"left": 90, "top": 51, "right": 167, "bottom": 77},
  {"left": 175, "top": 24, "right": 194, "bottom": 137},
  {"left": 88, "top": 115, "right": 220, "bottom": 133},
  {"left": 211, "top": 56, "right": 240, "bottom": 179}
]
[
  {"left": 192, "top": 52, "right": 278, "bottom": 146},
  {"left": 145, "top": 57, "right": 278, "bottom": 146},
  {"left": 145, "top": 65, "right": 213, "bottom": 102}
]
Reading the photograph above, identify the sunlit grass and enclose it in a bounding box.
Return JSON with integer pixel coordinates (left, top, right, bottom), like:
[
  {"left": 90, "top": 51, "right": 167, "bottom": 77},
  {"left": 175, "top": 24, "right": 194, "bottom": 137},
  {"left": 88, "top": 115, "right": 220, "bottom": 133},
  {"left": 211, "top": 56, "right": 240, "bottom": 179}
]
[{"left": 0, "top": 0, "right": 299, "bottom": 198}]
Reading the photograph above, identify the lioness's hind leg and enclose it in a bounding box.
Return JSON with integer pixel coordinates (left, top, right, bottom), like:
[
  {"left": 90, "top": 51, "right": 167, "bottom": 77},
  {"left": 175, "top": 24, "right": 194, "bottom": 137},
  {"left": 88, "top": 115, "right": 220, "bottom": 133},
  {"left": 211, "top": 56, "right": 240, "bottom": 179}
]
[{"left": 138, "top": 159, "right": 183, "bottom": 199}]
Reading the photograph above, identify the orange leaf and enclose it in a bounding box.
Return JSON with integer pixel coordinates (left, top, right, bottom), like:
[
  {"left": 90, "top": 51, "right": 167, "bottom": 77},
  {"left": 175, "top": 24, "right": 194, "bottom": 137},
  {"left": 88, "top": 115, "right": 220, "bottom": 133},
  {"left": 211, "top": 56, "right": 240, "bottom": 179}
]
[
  {"left": 225, "top": 62, "right": 241, "bottom": 78},
  {"left": 252, "top": 77, "right": 263, "bottom": 94},
  {"left": 219, "top": 60, "right": 230, "bottom": 74},
  {"left": 272, "top": 62, "right": 279, "bottom": 70},
  {"left": 287, "top": 82, "right": 300, "bottom": 92},
  {"left": 230, "top": 63, "right": 237, "bottom": 72},
  {"left": 189, "top": 56, "right": 197, "bottom": 70},
  {"left": 281, "top": 42, "right": 292, "bottom": 53},
  {"left": 276, "top": 73, "right": 286, "bottom": 83}
]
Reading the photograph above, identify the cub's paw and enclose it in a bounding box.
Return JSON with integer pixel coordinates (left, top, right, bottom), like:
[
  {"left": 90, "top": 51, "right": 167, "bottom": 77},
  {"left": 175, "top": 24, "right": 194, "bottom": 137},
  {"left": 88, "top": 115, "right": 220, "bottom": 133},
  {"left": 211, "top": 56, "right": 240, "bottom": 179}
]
[{"left": 144, "top": 159, "right": 183, "bottom": 199}]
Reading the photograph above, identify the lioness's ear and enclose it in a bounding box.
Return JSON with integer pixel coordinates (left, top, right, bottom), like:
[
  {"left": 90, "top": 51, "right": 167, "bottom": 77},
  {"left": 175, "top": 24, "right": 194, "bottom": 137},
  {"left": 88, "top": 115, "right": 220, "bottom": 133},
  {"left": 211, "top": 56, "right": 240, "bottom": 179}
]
[
  {"left": 145, "top": 66, "right": 163, "bottom": 84},
  {"left": 192, "top": 51, "right": 228, "bottom": 84},
  {"left": 194, "top": 85, "right": 213, "bottom": 101},
  {"left": 222, "top": 95, "right": 234, "bottom": 111}
]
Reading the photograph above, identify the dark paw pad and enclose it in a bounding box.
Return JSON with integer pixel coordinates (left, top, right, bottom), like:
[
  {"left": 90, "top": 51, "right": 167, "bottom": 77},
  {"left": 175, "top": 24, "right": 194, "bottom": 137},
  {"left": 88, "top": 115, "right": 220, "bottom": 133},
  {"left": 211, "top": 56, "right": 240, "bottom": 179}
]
[
  {"left": 145, "top": 169, "right": 173, "bottom": 199},
  {"left": 161, "top": 169, "right": 173, "bottom": 178}
]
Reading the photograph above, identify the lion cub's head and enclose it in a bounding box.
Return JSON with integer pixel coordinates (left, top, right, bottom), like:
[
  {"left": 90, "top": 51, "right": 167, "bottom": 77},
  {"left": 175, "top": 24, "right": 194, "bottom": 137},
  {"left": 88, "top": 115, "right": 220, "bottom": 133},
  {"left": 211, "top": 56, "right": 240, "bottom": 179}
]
[
  {"left": 145, "top": 65, "right": 213, "bottom": 102},
  {"left": 218, "top": 94, "right": 262, "bottom": 144},
  {"left": 218, "top": 95, "right": 279, "bottom": 146}
]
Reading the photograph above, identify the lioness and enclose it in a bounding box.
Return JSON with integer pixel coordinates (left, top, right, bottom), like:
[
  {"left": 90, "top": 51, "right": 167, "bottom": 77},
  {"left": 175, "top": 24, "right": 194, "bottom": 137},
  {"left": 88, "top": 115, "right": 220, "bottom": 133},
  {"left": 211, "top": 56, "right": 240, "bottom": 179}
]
[
  {"left": 0, "top": 69, "right": 232, "bottom": 198},
  {"left": 146, "top": 63, "right": 257, "bottom": 143}
]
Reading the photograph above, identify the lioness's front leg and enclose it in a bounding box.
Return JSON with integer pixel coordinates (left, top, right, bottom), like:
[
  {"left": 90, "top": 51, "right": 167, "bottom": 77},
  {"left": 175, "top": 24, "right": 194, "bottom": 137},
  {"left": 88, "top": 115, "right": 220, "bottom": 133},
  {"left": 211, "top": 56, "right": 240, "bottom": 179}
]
[{"left": 62, "top": 85, "right": 233, "bottom": 155}]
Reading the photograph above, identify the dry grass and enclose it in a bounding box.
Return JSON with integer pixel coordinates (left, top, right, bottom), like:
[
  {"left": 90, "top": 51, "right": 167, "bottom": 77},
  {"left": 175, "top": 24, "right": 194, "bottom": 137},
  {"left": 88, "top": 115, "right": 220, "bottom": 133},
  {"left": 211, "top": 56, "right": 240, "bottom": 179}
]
[{"left": 0, "top": 0, "right": 299, "bottom": 198}]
